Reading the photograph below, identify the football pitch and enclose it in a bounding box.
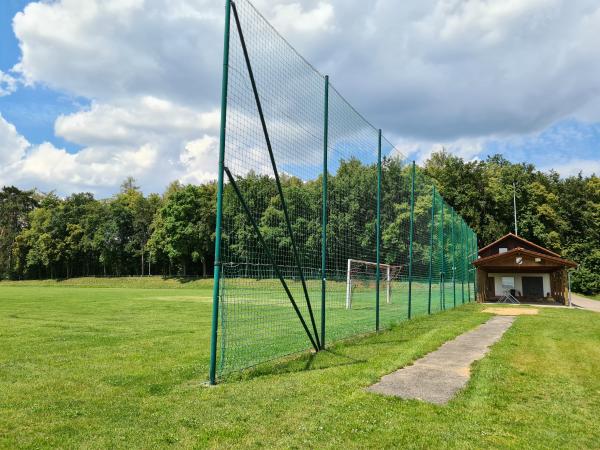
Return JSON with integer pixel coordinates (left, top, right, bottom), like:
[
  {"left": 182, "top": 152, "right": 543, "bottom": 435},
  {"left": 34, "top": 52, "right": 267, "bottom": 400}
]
[{"left": 1, "top": 279, "right": 599, "bottom": 448}]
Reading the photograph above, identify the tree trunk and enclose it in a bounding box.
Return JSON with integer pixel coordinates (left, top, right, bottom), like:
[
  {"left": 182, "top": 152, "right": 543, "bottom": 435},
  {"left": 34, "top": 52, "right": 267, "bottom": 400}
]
[
  {"left": 141, "top": 247, "right": 144, "bottom": 277},
  {"left": 202, "top": 260, "right": 207, "bottom": 278}
]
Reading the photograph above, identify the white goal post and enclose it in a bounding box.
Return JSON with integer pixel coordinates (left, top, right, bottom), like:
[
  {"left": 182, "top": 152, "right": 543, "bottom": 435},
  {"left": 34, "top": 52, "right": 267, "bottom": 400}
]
[{"left": 345, "top": 259, "right": 403, "bottom": 309}]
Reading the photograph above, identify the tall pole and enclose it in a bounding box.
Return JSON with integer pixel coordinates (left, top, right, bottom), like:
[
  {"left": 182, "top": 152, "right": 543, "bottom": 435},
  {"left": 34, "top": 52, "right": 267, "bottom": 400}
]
[
  {"left": 320, "top": 75, "right": 329, "bottom": 349},
  {"left": 375, "top": 130, "right": 382, "bottom": 331},
  {"left": 440, "top": 200, "right": 445, "bottom": 310},
  {"left": 513, "top": 182, "right": 518, "bottom": 236},
  {"left": 407, "top": 161, "right": 416, "bottom": 319},
  {"left": 460, "top": 220, "right": 465, "bottom": 304},
  {"left": 451, "top": 208, "right": 456, "bottom": 308},
  {"left": 427, "top": 186, "right": 435, "bottom": 314},
  {"left": 568, "top": 270, "right": 572, "bottom": 307},
  {"left": 209, "top": 0, "right": 232, "bottom": 386},
  {"left": 474, "top": 234, "right": 478, "bottom": 301}
]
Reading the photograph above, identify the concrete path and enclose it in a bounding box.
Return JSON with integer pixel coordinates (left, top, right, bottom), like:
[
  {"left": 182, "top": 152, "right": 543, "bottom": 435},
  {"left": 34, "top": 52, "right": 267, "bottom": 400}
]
[
  {"left": 367, "top": 316, "right": 515, "bottom": 405},
  {"left": 571, "top": 293, "right": 600, "bottom": 313}
]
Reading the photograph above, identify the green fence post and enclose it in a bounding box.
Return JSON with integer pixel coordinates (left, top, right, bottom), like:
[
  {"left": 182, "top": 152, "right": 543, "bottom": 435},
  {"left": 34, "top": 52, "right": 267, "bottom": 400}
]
[
  {"left": 473, "top": 233, "right": 478, "bottom": 302},
  {"left": 427, "top": 186, "right": 435, "bottom": 314},
  {"left": 451, "top": 208, "right": 456, "bottom": 308},
  {"left": 209, "top": 0, "right": 232, "bottom": 385},
  {"left": 461, "top": 220, "right": 465, "bottom": 304},
  {"left": 320, "top": 75, "right": 329, "bottom": 349},
  {"left": 440, "top": 200, "right": 445, "bottom": 310},
  {"left": 407, "top": 161, "right": 416, "bottom": 319},
  {"left": 375, "top": 129, "right": 382, "bottom": 331},
  {"left": 467, "top": 230, "right": 472, "bottom": 302}
]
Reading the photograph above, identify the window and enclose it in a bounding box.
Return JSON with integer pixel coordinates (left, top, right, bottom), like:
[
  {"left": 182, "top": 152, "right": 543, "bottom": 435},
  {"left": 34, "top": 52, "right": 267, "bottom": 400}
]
[
  {"left": 501, "top": 277, "right": 515, "bottom": 288},
  {"left": 499, "top": 247, "right": 508, "bottom": 254}
]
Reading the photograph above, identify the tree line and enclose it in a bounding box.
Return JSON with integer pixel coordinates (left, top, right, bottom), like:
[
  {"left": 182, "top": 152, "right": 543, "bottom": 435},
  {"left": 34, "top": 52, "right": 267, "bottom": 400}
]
[
  {"left": 0, "top": 152, "right": 598, "bottom": 294},
  {"left": 0, "top": 178, "right": 216, "bottom": 279},
  {"left": 423, "top": 152, "right": 600, "bottom": 295}
]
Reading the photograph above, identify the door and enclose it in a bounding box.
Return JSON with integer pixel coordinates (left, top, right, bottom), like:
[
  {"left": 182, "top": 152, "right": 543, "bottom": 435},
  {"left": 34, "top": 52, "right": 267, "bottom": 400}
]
[
  {"left": 522, "top": 276, "right": 544, "bottom": 298},
  {"left": 486, "top": 277, "right": 495, "bottom": 298}
]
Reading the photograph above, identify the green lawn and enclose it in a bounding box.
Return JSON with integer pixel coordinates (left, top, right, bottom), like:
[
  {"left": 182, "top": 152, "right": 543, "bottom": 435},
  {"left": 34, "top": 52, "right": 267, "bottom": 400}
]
[{"left": 1, "top": 280, "right": 599, "bottom": 448}]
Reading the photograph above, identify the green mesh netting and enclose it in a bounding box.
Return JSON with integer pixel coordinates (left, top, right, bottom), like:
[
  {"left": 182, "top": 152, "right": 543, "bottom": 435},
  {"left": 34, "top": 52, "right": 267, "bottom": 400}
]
[{"left": 213, "top": 0, "right": 479, "bottom": 380}]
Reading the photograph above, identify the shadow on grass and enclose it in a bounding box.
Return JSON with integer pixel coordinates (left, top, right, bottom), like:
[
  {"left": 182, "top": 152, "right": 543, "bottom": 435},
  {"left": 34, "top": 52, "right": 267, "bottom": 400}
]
[{"left": 229, "top": 348, "right": 368, "bottom": 382}]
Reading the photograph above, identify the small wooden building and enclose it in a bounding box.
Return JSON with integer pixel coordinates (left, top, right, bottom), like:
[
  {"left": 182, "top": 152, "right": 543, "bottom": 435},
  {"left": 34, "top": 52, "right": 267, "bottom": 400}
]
[{"left": 473, "top": 233, "right": 577, "bottom": 304}]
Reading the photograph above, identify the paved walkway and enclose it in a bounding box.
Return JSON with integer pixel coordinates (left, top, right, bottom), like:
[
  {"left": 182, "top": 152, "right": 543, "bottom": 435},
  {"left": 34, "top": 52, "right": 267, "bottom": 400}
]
[
  {"left": 571, "top": 293, "right": 600, "bottom": 313},
  {"left": 367, "top": 316, "right": 515, "bottom": 404}
]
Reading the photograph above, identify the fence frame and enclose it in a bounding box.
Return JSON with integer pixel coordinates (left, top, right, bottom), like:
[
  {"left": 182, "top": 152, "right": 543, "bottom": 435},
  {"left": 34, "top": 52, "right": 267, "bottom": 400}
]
[{"left": 209, "top": 0, "right": 479, "bottom": 383}]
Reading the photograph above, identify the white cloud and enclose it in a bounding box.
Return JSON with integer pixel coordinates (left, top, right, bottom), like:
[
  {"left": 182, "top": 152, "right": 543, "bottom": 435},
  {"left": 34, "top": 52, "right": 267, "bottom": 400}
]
[
  {"left": 13, "top": 0, "right": 223, "bottom": 107},
  {"left": 179, "top": 135, "right": 219, "bottom": 184},
  {"left": 391, "top": 136, "right": 485, "bottom": 164},
  {"left": 6, "top": 0, "right": 600, "bottom": 194},
  {"left": 55, "top": 97, "right": 219, "bottom": 146},
  {"left": 0, "top": 114, "right": 29, "bottom": 166},
  {"left": 0, "top": 71, "right": 17, "bottom": 97},
  {"left": 538, "top": 159, "right": 600, "bottom": 177},
  {"left": 270, "top": 2, "right": 334, "bottom": 34}
]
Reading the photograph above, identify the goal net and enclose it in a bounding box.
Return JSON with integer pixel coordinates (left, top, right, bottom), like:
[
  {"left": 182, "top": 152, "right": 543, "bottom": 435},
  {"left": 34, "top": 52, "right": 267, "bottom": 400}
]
[{"left": 345, "top": 259, "right": 403, "bottom": 309}]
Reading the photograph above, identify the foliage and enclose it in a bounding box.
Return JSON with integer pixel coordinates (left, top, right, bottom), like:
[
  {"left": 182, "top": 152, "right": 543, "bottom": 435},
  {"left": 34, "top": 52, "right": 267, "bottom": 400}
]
[
  {"left": 424, "top": 151, "right": 600, "bottom": 294},
  {"left": 1, "top": 150, "right": 598, "bottom": 294}
]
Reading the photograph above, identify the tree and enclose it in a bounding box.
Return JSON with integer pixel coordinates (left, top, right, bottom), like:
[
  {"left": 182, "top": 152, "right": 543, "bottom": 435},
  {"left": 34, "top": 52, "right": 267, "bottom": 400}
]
[
  {"left": 0, "top": 186, "right": 38, "bottom": 278},
  {"left": 149, "top": 184, "right": 215, "bottom": 276}
]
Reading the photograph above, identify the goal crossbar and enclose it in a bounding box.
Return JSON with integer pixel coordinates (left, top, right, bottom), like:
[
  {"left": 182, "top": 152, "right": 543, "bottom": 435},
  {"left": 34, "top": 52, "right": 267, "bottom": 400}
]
[{"left": 345, "top": 259, "right": 403, "bottom": 309}]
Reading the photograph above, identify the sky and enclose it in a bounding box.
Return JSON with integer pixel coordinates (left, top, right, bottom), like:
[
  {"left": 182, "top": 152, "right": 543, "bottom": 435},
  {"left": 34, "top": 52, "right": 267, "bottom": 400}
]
[{"left": 0, "top": 0, "right": 599, "bottom": 197}]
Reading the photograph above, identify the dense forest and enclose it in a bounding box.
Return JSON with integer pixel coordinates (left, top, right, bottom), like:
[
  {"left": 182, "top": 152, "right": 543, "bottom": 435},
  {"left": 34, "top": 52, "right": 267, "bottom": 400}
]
[{"left": 0, "top": 152, "right": 598, "bottom": 294}]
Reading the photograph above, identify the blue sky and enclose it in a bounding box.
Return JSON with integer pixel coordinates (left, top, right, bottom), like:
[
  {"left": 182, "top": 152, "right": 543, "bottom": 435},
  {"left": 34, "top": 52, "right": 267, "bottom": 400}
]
[
  {"left": 0, "top": 0, "right": 599, "bottom": 197},
  {"left": 0, "top": 0, "right": 84, "bottom": 152}
]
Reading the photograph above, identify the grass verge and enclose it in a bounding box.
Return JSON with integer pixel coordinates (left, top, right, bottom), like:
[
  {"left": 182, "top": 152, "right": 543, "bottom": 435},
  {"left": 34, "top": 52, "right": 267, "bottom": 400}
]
[{"left": 1, "top": 283, "right": 599, "bottom": 448}]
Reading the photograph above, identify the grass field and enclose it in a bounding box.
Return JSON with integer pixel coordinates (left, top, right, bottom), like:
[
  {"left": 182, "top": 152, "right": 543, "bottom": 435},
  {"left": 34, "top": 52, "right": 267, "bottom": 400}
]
[
  {"left": 217, "top": 276, "right": 470, "bottom": 376},
  {"left": 1, "top": 279, "right": 600, "bottom": 448}
]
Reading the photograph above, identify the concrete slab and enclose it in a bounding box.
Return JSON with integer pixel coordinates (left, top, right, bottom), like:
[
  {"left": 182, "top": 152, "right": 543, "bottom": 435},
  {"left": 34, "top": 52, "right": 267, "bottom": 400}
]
[
  {"left": 483, "top": 307, "right": 539, "bottom": 315},
  {"left": 367, "top": 316, "right": 515, "bottom": 405}
]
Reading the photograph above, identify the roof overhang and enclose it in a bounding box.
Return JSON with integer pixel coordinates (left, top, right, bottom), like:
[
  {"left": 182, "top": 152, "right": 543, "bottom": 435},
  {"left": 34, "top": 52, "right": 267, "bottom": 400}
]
[
  {"left": 477, "top": 233, "right": 561, "bottom": 258},
  {"left": 473, "top": 247, "right": 577, "bottom": 270}
]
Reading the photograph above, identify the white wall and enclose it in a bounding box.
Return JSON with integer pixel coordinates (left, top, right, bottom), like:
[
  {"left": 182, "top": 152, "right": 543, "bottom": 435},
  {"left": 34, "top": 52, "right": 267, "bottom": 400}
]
[{"left": 488, "top": 273, "right": 551, "bottom": 297}]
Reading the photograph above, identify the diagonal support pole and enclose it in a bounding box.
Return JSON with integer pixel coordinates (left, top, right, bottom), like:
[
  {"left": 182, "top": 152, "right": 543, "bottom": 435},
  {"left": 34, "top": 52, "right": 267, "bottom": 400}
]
[
  {"left": 231, "top": 1, "right": 320, "bottom": 348},
  {"left": 224, "top": 167, "right": 319, "bottom": 352}
]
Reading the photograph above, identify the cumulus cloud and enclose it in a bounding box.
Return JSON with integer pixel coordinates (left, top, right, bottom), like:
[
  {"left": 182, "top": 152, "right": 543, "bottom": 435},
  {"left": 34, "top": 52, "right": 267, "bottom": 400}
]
[
  {"left": 5, "top": 0, "right": 600, "bottom": 194},
  {"left": 13, "top": 0, "right": 223, "bottom": 108},
  {"left": 0, "top": 114, "right": 29, "bottom": 165},
  {"left": 539, "top": 159, "right": 600, "bottom": 177},
  {"left": 55, "top": 97, "right": 219, "bottom": 147},
  {"left": 179, "top": 135, "right": 219, "bottom": 184},
  {"left": 0, "top": 71, "right": 17, "bottom": 97}
]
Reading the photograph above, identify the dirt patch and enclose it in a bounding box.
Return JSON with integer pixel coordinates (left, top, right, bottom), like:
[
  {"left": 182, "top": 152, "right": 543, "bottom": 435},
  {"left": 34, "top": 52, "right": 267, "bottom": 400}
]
[{"left": 483, "top": 307, "right": 539, "bottom": 316}]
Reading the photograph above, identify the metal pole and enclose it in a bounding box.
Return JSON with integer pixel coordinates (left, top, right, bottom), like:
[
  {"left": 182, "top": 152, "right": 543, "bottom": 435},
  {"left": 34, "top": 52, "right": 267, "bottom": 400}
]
[
  {"left": 461, "top": 220, "right": 465, "bottom": 304},
  {"left": 440, "top": 200, "right": 445, "bottom": 310},
  {"left": 320, "top": 75, "right": 329, "bottom": 349},
  {"left": 451, "top": 208, "right": 456, "bottom": 308},
  {"left": 467, "top": 230, "right": 472, "bottom": 302},
  {"left": 427, "top": 186, "right": 435, "bottom": 314},
  {"left": 346, "top": 258, "right": 352, "bottom": 309},
  {"left": 375, "top": 130, "right": 382, "bottom": 331},
  {"left": 568, "top": 270, "right": 572, "bottom": 307},
  {"left": 386, "top": 265, "right": 391, "bottom": 304},
  {"left": 474, "top": 234, "right": 478, "bottom": 301},
  {"left": 513, "top": 182, "right": 518, "bottom": 236},
  {"left": 407, "top": 162, "right": 416, "bottom": 319},
  {"left": 231, "top": 2, "right": 320, "bottom": 348},
  {"left": 209, "top": 0, "right": 232, "bottom": 385},
  {"left": 225, "top": 167, "right": 319, "bottom": 351}
]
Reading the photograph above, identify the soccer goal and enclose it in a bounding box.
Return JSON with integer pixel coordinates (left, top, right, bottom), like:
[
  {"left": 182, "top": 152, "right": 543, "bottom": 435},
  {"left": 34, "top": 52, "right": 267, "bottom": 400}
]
[{"left": 345, "top": 259, "right": 403, "bottom": 309}]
